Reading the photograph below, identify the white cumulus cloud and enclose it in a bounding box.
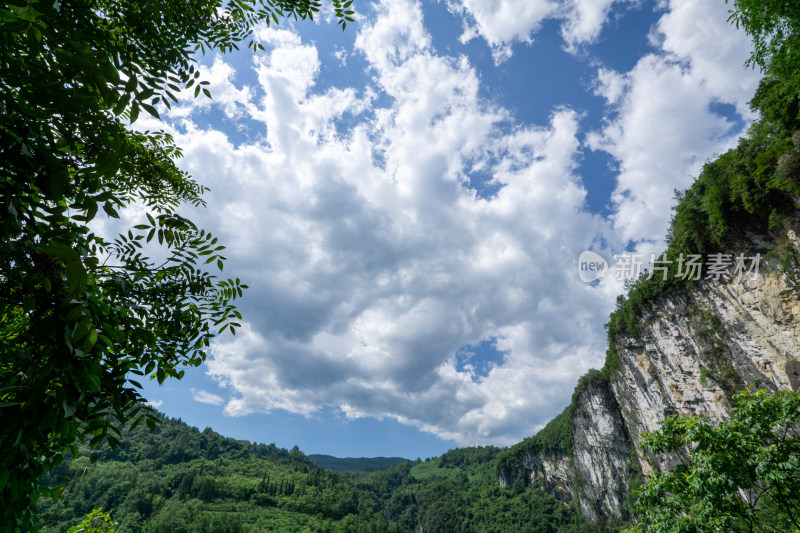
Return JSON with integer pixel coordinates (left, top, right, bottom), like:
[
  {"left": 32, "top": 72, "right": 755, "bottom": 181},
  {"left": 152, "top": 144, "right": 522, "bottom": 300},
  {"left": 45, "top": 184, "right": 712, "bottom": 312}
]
[
  {"left": 192, "top": 389, "right": 226, "bottom": 406},
  {"left": 142, "top": 0, "right": 760, "bottom": 447},
  {"left": 448, "top": 0, "right": 637, "bottom": 62},
  {"left": 162, "top": 0, "right": 616, "bottom": 445}
]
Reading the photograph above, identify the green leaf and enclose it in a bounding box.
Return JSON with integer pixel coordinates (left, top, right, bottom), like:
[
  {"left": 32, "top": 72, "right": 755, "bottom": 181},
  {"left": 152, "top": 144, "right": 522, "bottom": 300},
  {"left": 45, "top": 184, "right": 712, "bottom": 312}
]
[
  {"left": 71, "top": 317, "right": 91, "bottom": 343},
  {"left": 113, "top": 93, "right": 131, "bottom": 115},
  {"left": 65, "top": 259, "right": 87, "bottom": 292},
  {"left": 103, "top": 203, "right": 119, "bottom": 218},
  {"left": 62, "top": 400, "right": 76, "bottom": 418},
  {"left": 11, "top": 2, "right": 41, "bottom": 21},
  {"left": 40, "top": 243, "right": 79, "bottom": 264},
  {"left": 85, "top": 329, "right": 98, "bottom": 350},
  {"left": 141, "top": 103, "right": 160, "bottom": 118},
  {"left": 65, "top": 305, "right": 84, "bottom": 323},
  {"left": 124, "top": 74, "right": 138, "bottom": 93},
  {"left": 129, "top": 101, "right": 140, "bottom": 123},
  {"left": 43, "top": 155, "right": 69, "bottom": 201}
]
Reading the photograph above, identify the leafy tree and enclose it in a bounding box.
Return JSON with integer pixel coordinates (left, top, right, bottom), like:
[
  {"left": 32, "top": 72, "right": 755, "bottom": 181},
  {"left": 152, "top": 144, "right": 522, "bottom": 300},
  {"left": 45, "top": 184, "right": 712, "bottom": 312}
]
[
  {"left": 0, "top": 0, "right": 353, "bottom": 529},
  {"left": 67, "top": 509, "right": 115, "bottom": 533},
  {"left": 627, "top": 389, "right": 800, "bottom": 533},
  {"left": 727, "top": 0, "right": 800, "bottom": 99}
]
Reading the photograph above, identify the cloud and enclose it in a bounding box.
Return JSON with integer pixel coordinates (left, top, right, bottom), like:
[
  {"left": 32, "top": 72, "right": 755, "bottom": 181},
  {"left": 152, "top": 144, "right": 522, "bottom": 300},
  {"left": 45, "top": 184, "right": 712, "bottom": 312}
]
[
  {"left": 560, "top": 0, "right": 636, "bottom": 51},
  {"left": 588, "top": 0, "right": 759, "bottom": 249},
  {"left": 654, "top": 0, "right": 758, "bottom": 115},
  {"left": 447, "top": 0, "right": 557, "bottom": 63},
  {"left": 161, "top": 0, "right": 616, "bottom": 445},
  {"left": 448, "top": 0, "right": 637, "bottom": 62},
  {"left": 192, "top": 389, "right": 225, "bottom": 406},
  {"left": 142, "top": 0, "right": 760, "bottom": 447}
]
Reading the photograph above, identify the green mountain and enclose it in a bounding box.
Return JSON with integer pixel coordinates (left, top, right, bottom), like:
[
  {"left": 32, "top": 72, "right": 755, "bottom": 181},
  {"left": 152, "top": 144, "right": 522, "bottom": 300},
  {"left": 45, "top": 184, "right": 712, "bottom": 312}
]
[
  {"left": 307, "top": 455, "right": 409, "bottom": 473},
  {"left": 37, "top": 414, "right": 597, "bottom": 532}
]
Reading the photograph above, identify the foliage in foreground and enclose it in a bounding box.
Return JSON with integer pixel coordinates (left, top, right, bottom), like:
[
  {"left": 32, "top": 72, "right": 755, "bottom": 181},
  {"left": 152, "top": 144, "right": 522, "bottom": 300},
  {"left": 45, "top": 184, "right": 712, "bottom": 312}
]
[
  {"left": 627, "top": 389, "right": 800, "bottom": 533},
  {"left": 0, "top": 0, "right": 352, "bottom": 529},
  {"left": 66, "top": 509, "right": 115, "bottom": 533}
]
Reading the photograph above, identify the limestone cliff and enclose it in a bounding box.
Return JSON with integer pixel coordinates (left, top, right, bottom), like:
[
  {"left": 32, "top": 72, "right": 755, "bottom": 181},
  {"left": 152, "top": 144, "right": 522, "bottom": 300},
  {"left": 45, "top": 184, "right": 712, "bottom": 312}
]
[
  {"left": 571, "top": 380, "right": 633, "bottom": 522},
  {"left": 498, "top": 225, "right": 800, "bottom": 522}
]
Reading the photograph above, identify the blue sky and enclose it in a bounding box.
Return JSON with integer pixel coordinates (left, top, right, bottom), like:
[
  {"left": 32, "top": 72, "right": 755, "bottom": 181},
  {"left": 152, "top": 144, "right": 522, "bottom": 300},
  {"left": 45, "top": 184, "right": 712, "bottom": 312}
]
[{"left": 124, "top": 0, "right": 761, "bottom": 459}]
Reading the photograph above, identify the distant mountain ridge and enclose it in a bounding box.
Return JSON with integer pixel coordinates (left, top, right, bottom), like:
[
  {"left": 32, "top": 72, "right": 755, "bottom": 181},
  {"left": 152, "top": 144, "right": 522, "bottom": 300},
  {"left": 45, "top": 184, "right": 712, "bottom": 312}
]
[{"left": 308, "top": 454, "right": 409, "bottom": 472}]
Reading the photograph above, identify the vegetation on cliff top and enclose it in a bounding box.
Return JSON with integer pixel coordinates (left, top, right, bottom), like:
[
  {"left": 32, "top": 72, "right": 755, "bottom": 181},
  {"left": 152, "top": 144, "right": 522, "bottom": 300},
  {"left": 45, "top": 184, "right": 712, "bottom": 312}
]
[
  {"left": 604, "top": 75, "right": 800, "bottom": 347},
  {"left": 604, "top": 0, "right": 800, "bottom": 359},
  {"left": 494, "top": 406, "right": 574, "bottom": 483}
]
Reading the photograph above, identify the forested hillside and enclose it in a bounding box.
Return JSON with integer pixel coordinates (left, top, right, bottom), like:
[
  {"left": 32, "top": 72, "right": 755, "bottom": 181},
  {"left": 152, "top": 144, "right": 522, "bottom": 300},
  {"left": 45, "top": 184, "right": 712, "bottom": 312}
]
[
  {"left": 37, "top": 414, "right": 599, "bottom": 532},
  {"left": 307, "top": 456, "right": 408, "bottom": 473},
  {"left": 38, "top": 415, "right": 387, "bottom": 532}
]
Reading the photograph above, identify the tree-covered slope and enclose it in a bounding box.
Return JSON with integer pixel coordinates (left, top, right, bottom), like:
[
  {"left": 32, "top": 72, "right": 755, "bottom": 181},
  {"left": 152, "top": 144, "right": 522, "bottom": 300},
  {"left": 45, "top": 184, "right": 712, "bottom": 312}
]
[
  {"left": 307, "top": 455, "right": 409, "bottom": 473},
  {"left": 37, "top": 415, "right": 393, "bottom": 532},
  {"left": 352, "top": 446, "right": 599, "bottom": 533},
  {"left": 37, "top": 415, "right": 598, "bottom": 533}
]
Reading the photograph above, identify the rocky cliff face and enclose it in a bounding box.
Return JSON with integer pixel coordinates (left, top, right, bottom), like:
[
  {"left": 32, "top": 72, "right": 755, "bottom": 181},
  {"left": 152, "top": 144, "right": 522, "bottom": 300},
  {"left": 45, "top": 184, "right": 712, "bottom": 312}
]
[
  {"left": 497, "top": 449, "right": 573, "bottom": 502},
  {"left": 571, "top": 381, "right": 633, "bottom": 521},
  {"left": 499, "top": 226, "right": 800, "bottom": 522},
  {"left": 612, "top": 265, "right": 800, "bottom": 478}
]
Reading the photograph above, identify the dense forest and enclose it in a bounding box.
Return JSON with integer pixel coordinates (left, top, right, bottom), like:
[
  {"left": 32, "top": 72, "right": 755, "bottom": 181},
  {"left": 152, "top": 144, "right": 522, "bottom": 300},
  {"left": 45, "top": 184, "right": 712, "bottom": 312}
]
[
  {"left": 36, "top": 413, "right": 599, "bottom": 532},
  {"left": 306, "top": 456, "right": 407, "bottom": 474}
]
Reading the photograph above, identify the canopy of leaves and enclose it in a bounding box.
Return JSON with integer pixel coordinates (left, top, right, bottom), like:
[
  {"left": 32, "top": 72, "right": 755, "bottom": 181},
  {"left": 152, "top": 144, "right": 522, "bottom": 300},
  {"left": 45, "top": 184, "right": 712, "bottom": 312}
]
[
  {"left": 727, "top": 0, "right": 800, "bottom": 100},
  {"left": 0, "top": 0, "right": 352, "bottom": 529}
]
